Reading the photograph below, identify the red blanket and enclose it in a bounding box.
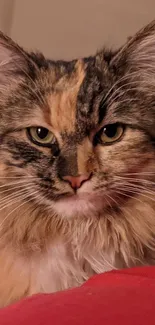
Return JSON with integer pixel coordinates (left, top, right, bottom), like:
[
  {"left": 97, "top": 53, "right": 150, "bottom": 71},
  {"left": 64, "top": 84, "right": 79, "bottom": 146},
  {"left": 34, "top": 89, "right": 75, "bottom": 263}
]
[{"left": 0, "top": 266, "right": 155, "bottom": 325}]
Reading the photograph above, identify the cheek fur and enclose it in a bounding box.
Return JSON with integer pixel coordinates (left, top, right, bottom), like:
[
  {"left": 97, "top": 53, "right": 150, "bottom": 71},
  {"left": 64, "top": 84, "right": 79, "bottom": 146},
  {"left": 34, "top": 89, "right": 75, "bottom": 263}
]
[
  {"left": 0, "top": 126, "right": 153, "bottom": 215},
  {"left": 95, "top": 128, "right": 153, "bottom": 174}
]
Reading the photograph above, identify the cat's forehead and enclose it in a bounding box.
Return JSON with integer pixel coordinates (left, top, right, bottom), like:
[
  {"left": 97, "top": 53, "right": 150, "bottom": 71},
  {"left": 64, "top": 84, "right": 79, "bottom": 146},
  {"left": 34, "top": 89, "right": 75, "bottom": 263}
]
[
  {"left": 47, "top": 60, "right": 85, "bottom": 134},
  {"left": 45, "top": 58, "right": 105, "bottom": 138}
]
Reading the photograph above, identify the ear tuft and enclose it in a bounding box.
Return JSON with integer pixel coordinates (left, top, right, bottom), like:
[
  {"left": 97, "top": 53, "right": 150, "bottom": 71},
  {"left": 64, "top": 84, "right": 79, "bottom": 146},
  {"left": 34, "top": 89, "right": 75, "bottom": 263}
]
[
  {"left": 111, "top": 20, "right": 155, "bottom": 71},
  {"left": 0, "top": 31, "right": 29, "bottom": 84},
  {"left": 109, "top": 20, "right": 155, "bottom": 138}
]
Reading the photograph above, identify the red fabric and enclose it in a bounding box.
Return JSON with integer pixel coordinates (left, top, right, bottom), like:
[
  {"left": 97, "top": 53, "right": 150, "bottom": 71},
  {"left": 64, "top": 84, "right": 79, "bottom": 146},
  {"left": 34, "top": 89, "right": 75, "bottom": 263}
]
[{"left": 0, "top": 266, "right": 155, "bottom": 325}]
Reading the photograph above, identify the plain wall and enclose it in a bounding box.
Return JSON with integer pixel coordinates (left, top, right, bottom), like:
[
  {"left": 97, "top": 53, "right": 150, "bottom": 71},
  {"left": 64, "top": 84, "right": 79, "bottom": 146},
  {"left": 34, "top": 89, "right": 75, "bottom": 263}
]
[
  {"left": 3, "top": 0, "right": 155, "bottom": 59},
  {"left": 0, "top": 0, "right": 14, "bottom": 34}
]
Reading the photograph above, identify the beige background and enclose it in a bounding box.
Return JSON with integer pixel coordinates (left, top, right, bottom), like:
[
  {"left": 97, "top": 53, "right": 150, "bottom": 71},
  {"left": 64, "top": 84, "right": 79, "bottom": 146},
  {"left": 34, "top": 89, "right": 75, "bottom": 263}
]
[{"left": 1, "top": 0, "right": 155, "bottom": 59}]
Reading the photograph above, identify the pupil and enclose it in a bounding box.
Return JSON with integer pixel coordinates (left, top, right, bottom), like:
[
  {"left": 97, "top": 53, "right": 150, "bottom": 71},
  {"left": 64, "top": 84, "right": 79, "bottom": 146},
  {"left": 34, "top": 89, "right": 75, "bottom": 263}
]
[
  {"left": 37, "top": 127, "right": 48, "bottom": 139},
  {"left": 104, "top": 124, "right": 117, "bottom": 138}
]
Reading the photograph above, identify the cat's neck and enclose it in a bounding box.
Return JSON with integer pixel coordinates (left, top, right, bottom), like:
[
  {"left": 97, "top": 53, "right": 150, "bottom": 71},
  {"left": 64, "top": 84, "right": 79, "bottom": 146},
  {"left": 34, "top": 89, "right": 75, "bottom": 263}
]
[
  {"left": 0, "top": 194, "right": 155, "bottom": 261},
  {"left": 0, "top": 194, "right": 154, "bottom": 307}
]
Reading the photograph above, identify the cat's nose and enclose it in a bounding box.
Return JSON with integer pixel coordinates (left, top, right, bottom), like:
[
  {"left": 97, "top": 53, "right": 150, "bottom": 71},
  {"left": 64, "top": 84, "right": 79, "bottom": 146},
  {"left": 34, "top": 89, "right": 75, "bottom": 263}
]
[{"left": 62, "top": 174, "right": 91, "bottom": 190}]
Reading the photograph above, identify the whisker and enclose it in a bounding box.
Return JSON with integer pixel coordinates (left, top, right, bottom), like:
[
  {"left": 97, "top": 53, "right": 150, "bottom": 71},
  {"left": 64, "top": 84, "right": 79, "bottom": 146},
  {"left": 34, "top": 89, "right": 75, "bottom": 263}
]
[
  {"left": 115, "top": 175, "right": 154, "bottom": 181},
  {"left": 104, "top": 73, "right": 153, "bottom": 105},
  {"left": 104, "top": 195, "right": 113, "bottom": 210},
  {"left": 0, "top": 180, "right": 37, "bottom": 189},
  {"left": 115, "top": 179, "right": 155, "bottom": 189},
  {"left": 115, "top": 177, "right": 155, "bottom": 190},
  {"left": 122, "top": 172, "right": 155, "bottom": 176},
  {"left": 106, "top": 193, "right": 119, "bottom": 207},
  {"left": 108, "top": 97, "right": 140, "bottom": 108},
  {"left": 0, "top": 191, "right": 31, "bottom": 214},
  {"left": 0, "top": 190, "right": 39, "bottom": 230},
  {"left": 114, "top": 179, "right": 155, "bottom": 195},
  {"left": 101, "top": 70, "right": 141, "bottom": 105},
  {"left": 116, "top": 185, "right": 155, "bottom": 203},
  {"left": 115, "top": 189, "right": 144, "bottom": 204},
  {"left": 108, "top": 83, "right": 152, "bottom": 108},
  {"left": 123, "top": 186, "right": 155, "bottom": 198},
  {"left": 0, "top": 183, "right": 35, "bottom": 195},
  {"left": 0, "top": 188, "right": 33, "bottom": 208},
  {"left": 0, "top": 176, "right": 38, "bottom": 178}
]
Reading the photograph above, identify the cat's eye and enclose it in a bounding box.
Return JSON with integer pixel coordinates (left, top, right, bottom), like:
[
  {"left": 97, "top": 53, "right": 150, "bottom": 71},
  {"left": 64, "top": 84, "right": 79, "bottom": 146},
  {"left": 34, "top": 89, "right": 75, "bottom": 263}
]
[
  {"left": 27, "top": 127, "right": 55, "bottom": 146},
  {"left": 96, "top": 123, "right": 124, "bottom": 145}
]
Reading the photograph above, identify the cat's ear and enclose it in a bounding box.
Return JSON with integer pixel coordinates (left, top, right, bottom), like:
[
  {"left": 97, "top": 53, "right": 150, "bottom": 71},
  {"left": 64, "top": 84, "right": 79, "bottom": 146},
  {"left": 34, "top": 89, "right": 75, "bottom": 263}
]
[
  {"left": 0, "top": 31, "right": 29, "bottom": 84},
  {"left": 109, "top": 20, "right": 155, "bottom": 138},
  {"left": 110, "top": 20, "right": 155, "bottom": 74}
]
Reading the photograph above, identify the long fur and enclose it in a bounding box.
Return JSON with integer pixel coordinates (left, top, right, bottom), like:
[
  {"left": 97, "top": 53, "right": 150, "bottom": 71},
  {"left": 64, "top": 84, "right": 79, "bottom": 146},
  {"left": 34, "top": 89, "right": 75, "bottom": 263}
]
[{"left": 0, "top": 21, "right": 155, "bottom": 307}]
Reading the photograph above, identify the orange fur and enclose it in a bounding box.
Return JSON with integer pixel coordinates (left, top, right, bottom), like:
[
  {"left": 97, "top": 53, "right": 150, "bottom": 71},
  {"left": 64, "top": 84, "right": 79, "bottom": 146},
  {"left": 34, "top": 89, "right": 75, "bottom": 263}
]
[
  {"left": 77, "top": 138, "right": 94, "bottom": 174},
  {"left": 0, "top": 191, "right": 155, "bottom": 307},
  {"left": 48, "top": 60, "right": 85, "bottom": 133},
  {"left": 0, "top": 20, "right": 155, "bottom": 309}
]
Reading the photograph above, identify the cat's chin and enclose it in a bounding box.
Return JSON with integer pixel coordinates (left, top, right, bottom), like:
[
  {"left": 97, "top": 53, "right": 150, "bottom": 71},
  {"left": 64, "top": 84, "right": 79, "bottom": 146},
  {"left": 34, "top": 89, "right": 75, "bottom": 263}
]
[{"left": 51, "top": 192, "right": 109, "bottom": 218}]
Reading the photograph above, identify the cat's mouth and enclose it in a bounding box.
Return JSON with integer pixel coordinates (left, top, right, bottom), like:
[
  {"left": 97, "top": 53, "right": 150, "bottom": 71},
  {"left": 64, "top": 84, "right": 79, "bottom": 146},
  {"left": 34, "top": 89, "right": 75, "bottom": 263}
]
[
  {"left": 50, "top": 189, "right": 123, "bottom": 218},
  {"left": 53, "top": 188, "right": 106, "bottom": 202},
  {"left": 50, "top": 186, "right": 139, "bottom": 218}
]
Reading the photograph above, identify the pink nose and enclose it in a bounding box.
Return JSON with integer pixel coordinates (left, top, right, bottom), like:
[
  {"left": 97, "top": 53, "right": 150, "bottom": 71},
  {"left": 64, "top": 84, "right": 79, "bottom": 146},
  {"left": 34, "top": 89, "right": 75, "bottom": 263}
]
[{"left": 62, "top": 174, "right": 91, "bottom": 190}]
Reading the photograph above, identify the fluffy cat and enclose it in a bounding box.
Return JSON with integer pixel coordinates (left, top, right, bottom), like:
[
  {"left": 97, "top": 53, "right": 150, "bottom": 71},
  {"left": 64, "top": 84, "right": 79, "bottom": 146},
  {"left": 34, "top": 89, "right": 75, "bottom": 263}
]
[{"left": 0, "top": 20, "right": 155, "bottom": 307}]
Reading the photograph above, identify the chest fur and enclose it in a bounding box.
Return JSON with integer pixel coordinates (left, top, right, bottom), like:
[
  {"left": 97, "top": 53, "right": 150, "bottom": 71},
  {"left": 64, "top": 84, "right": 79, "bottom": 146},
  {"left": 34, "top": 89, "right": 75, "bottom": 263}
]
[{"left": 0, "top": 195, "right": 155, "bottom": 307}]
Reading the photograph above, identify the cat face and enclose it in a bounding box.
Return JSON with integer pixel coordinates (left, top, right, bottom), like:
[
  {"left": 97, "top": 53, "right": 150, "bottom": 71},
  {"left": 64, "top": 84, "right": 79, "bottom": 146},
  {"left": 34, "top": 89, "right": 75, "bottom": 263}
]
[{"left": 0, "top": 22, "right": 155, "bottom": 219}]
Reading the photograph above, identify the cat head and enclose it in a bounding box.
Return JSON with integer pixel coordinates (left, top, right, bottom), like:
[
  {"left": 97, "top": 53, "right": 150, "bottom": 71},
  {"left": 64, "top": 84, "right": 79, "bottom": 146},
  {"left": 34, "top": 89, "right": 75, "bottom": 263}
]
[{"left": 0, "top": 21, "right": 155, "bottom": 219}]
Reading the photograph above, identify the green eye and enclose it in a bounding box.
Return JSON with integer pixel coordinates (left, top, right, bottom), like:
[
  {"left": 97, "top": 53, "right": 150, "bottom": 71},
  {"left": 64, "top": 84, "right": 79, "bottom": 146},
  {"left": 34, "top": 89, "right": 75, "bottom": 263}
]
[
  {"left": 96, "top": 123, "right": 124, "bottom": 145},
  {"left": 27, "top": 127, "right": 55, "bottom": 146}
]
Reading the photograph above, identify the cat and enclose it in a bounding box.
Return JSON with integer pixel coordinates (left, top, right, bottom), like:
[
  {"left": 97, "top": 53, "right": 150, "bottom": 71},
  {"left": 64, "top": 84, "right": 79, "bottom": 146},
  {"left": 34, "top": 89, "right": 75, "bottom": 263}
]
[{"left": 0, "top": 19, "right": 155, "bottom": 307}]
